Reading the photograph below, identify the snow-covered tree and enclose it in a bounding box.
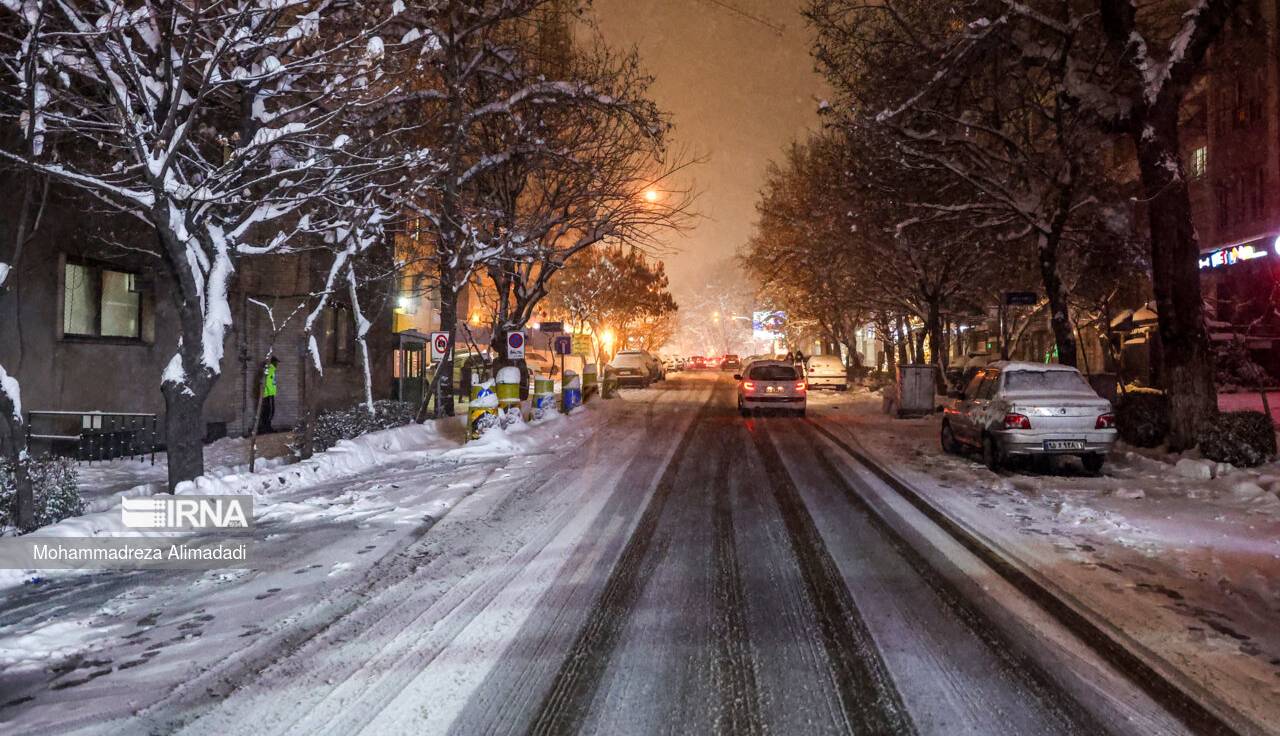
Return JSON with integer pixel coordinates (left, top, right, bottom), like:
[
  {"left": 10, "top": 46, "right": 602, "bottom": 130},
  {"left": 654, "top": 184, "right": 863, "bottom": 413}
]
[
  {"left": 389, "top": 0, "right": 671, "bottom": 416},
  {"left": 1, "top": 0, "right": 408, "bottom": 488}
]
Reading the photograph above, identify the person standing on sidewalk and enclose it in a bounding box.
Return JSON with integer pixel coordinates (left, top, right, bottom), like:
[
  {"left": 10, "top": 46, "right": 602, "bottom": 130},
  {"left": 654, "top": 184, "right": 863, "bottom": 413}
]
[{"left": 259, "top": 356, "right": 279, "bottom": 434}]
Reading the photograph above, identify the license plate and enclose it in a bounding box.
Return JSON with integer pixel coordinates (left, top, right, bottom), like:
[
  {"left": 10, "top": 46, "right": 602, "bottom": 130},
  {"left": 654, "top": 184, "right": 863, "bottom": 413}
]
[{"left": 1044, "top": 440, "right": 1086, "bottom": 451}]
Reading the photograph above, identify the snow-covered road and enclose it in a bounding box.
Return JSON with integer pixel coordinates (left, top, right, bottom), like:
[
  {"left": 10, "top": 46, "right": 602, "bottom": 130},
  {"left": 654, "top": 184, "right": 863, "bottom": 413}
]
[{"left": 0, "top": 374, "right": 1216, "bottom": 734}]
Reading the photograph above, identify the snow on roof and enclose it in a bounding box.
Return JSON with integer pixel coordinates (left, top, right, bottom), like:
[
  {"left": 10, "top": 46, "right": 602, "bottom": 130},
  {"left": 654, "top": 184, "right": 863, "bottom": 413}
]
[{"left": 989, "top": 361, "right": 1080, "bottom": 373}]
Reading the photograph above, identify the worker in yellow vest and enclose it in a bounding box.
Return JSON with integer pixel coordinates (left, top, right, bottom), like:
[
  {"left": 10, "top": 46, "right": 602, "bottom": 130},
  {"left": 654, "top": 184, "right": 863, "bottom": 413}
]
[{"left": 259, "top": 356, "right": 279, "bottom": 434}]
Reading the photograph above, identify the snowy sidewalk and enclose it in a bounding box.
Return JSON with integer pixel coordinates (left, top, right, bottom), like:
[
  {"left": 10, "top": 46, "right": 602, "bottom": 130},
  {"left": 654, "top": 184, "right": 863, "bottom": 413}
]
[{"left": 807, "top": 390, "right": 1280, "bottom": 733}]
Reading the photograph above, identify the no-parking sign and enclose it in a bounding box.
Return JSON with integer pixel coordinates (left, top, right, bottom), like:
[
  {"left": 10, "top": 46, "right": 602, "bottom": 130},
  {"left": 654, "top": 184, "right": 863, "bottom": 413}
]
[
  {"left": 430, "top": 331, "right": 449, "bottom": 363},
  {"left": 506, "top": 330, "right": 526, "bottom": 359}
]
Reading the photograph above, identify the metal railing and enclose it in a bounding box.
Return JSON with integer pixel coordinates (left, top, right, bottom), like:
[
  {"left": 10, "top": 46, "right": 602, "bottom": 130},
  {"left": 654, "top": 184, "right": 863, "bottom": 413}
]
[{"left": 25, "top": 411, "right": 159, "bottom": 464}]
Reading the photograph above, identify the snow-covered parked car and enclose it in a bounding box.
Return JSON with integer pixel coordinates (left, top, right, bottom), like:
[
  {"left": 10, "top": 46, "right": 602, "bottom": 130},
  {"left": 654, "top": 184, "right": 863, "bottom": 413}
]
[
  {"left": 735, "top": 360, "right": 807, "bottom": 417},
  {"left": 804, "top": 354, "right": 848, "bottom": 391},
  {"left": 941, "top": 361, "right": 1116, "bottom": 473},
  {"left": 610, "top": 350, "right": 657, "bottom": 387}
]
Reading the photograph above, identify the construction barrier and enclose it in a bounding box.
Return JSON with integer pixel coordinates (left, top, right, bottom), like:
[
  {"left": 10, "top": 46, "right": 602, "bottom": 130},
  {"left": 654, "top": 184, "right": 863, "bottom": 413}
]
[
  {"left": 496, "top": 366, "right": 523, "bottom": 426},
  {"left": 534, "top": 376, "right": 556, "bottom": 420},
  {"left": 581, "top": 363, "right": 598, "bottom": 402},
  {"left": 562, "top": 370, "right": 582, "bottom": 413},
  {"left": 468, "top": 377, "right": 499, "bottom": 440}
]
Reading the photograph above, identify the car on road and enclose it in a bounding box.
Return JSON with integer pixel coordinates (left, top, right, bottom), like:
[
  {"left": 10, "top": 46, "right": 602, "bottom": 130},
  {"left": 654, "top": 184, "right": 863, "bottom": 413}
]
[
  {"left": 721, "top": 354, "right": 741, "bottom": 371},
  {"left": 735, "top": 360, "right": 807, "bottom": 417},
  {"left": 804, "top": 354, "right": 848, "bottom": 391},
  {"left": 610, "top": 350, "right": 662, "bottom": 387},
  {"left": 941, "top": 361, "right": 1116, "bottom": 473}
]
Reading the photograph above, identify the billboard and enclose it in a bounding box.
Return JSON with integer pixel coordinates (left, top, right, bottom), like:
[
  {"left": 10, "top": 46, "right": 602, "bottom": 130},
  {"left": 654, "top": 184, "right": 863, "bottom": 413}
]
[{"left": 752, "top": 310, "right": 786, "bottom": 341}]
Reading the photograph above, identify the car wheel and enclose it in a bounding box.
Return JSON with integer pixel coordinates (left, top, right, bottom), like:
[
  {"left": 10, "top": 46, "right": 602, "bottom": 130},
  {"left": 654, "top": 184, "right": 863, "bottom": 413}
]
[
  {"left": 738, "top": 399, "right": 750, "bottom": 417},
  {"left": 1082, "top": 453, "right": 1105, "bottom": 475},
  {"left": 941, "top": 422, "right": 960, "bottom": 454},
  {"left": 982, "top": 435, "right": 1002, "bottom": 472},
  {"left": 795, "top": 408, "right": 806, "bottom": 418}
]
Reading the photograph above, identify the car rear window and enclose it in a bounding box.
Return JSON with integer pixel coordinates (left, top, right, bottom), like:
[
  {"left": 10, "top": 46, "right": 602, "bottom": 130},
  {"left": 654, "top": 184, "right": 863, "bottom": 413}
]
[
  {"left": 612, "top": 354, "right": 647, "bottom": 367},
  {"left": 1004, "top": 370, "right": 1091, "bottom": 393},
  {"left": 748, "top": 364, "right": 798, "bottom": 381}
]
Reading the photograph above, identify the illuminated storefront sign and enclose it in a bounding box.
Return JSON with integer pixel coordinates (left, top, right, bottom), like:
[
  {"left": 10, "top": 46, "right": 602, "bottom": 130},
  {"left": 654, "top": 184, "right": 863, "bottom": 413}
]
[{"left": 1198, "top": 234, "right": 1280, "bottom": 270}]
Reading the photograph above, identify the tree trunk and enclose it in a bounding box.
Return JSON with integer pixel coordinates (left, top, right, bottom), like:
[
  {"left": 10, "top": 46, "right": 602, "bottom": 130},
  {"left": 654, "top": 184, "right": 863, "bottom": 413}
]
[
  {"left": 925, "top": 300, "right": 946, "bottom": 391},
  {"left": 161, "top": 377, "right": 210, "bottom": 492},
  {"left": 436, "top": 278, "right": 458, "bottom": 417},
  {"left": 1133, "top": 105, "right": 1217, "bottom": 449},
  {"left": 895, "top": 316, "right": 909, "bottom": 366},
  {"left": 0, "top": 399, "right": 34, "bottom": 532},
  {"left": 1038, "top": 232, "right": 1078, "bottom": 368}
]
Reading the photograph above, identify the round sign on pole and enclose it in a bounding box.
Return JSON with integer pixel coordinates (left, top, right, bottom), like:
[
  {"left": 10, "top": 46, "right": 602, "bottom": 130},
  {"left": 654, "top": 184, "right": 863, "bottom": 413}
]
[
  {"left": 430, "top": 331, "right": 449, "bottom": 363},
  {"left": 506, "top": 331, "right": 526, "bottom": 359}
]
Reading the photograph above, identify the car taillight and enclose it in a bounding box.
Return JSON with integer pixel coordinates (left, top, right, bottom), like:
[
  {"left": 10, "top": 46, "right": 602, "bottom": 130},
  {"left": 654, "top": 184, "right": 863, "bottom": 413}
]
[
  {"left": 1003, "top": 413, "right": 1032, "bottom": 430},
  {"left": 743, "top": 381, "right": 756, "bottom": 392},
  {"left": 795, "top": 381, "right": 807, "bottom": 392},
  {"left": 1096, "top": 413, "right": 1115, "bottom": 429}
]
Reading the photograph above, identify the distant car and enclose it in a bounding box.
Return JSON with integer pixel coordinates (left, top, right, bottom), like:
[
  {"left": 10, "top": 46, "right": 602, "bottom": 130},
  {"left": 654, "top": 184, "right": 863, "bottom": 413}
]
[
  {"left": 735, "top": 360, "right": 807, "bottom": 417},
  {"left": 805, "top": 354, "right": 848, "bottom": 391},
  {"left": 941, "top": 361, "right": 1116, "bottom": 474},
  {"left": 721, "top": 354, "right": 741, "bottom": 371},
  {"left": 662, "top": 355, "right": 680, "bottom": 373},
  {"left": 690, "top": 356, "right": 709, "bottom": 370}
]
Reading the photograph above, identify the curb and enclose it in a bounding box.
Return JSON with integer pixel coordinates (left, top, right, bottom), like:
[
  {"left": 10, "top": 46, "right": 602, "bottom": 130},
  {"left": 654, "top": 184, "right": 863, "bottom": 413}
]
[{"left": 806, "top": 418, "right": 1256, "bottom": 736}]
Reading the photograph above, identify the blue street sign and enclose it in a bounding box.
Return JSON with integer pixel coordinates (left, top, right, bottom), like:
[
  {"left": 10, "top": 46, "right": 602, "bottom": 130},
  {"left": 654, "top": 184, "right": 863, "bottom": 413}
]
[{"left": 553, "top": 335, "right": 572, "bottom": 355}]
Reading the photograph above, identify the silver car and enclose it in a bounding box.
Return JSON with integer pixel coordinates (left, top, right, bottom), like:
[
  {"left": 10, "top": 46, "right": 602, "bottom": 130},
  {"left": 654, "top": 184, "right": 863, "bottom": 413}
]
[{"left": 941, "top": 362, "right": 1116, "bottom": 473}]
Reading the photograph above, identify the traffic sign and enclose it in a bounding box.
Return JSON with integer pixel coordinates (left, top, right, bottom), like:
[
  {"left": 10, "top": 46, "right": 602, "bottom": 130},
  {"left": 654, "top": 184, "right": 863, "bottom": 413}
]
[
  {"left": 506, "top": 330, "right": 526, "bottom": 359},
  {"left": 538, "top": 321, "right": 564, "bottom": 333},
  {"left": 553, "top": 335, "right": 572, "bottom": 355},
  {"left": 430, "top": 331, "right": 449, "bottom": 363},
  {"left": 572, "top": 334, "right": 592, "bottom": 356},
  {"left": 1004, "top": 291, "right": 1038, "bottom": 306}
]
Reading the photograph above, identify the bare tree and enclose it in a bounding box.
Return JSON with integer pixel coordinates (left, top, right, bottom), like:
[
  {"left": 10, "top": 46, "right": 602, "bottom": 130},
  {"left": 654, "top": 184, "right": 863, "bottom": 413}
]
[{"left": 1, "top": 0, "right": 408, "bottom": 488}]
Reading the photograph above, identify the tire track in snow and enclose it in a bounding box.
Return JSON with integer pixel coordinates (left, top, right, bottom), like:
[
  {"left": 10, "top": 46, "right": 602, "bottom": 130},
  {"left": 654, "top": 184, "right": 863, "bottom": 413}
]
[
  {"left": 526, "top": 387, "right": 717, "bottom": 736},
  {"left": 709, "top": 445, "right": 765, "bottom": 736},
  {"left": 750, "top": 420, "right": 915, "bottom": 735}
]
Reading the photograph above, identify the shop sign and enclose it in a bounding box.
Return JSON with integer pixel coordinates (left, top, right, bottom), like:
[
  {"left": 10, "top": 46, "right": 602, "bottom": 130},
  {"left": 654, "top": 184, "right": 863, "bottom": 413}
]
[{"left": 1198, "top": 235, "right": 1279, "bottom": 270}]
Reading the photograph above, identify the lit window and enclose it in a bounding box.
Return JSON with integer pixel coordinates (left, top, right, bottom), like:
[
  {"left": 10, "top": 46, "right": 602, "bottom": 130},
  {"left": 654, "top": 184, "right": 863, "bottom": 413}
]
[
  {"left": 1190, "top": 146, "right": 1207, "bottom": 179},
  {"left": 63, "top": 262, "right": 142, "bottom": 339}
]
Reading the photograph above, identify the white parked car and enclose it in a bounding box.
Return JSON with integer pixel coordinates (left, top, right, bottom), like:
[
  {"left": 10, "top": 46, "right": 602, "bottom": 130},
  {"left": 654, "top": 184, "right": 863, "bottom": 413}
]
[
  {"left": 804, "top": 354, "right": 848, "bottom": 391},
  {"left": 941, "top": 362, "right": 1116, "bottom": 473},
  {"left": 735, "top": 360, "right": 807, "bottom": 417}
]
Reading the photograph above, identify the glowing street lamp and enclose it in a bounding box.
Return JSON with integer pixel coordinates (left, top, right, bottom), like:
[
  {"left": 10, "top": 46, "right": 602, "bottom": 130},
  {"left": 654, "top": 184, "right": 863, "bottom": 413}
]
[
  {"left": 643, "top": 189, "right": 660, "bottom": 203},
  {"left": 601, "top": 327, "right": 617, "bottom": 353}
]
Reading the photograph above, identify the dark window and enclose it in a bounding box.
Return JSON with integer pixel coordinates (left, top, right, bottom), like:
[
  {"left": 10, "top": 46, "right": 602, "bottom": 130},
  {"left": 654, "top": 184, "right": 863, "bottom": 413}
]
[
  {"left": 62, "top": 261, "right": 144, "bottom": 339},
  {"left": 1250, "top": 168, "right": 1265, "bottom": 221},
  {"left": 747, "top": 364, "right": 798, "bottom": 381}
]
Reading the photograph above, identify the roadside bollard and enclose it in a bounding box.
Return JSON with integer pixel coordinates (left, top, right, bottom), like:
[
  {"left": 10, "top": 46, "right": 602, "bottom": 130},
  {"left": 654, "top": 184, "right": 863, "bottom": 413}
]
[
  {"left": 581, "top": 363, "right": 598, "bottom": 402},
  {"left": 496, "top": 366, "right": 523, "bottom": 426},
  {"left": 534, "top": 376, "right": 556, "bottom": 420},
  {"left": 468, "top": 378, "right": 499, "bottom": 440},
  {"left": 602, "top": 368, "right": 618, "bottom": 399},
  {"left": 562, "top": 370, "right": 582, "bottom": 413}
]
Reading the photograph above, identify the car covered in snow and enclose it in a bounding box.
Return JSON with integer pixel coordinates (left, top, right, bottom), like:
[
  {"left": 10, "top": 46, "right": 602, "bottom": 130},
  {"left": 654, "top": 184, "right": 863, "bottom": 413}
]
[
  {"left": 609, "top": 350, "right": 661, "bottom": 387},
  {"left": 721, "top": 354, "right": 742, "bottom": 371},
  {"left": 804, "top": 354, "right": 848, "bottom": 391},
  {"left": 941, "top": 362, "right": 1116, "bottom": 473},
  {"left": 735, "top": 360, "right": 807, "bottom": 417}
]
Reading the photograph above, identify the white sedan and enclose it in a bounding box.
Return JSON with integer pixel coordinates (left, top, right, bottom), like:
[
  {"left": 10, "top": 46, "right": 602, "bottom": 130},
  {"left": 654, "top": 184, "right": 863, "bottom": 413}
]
[
  {"left": 735, "top": 360, "right": 807, "bottom": 417},
  {"left": 941, "top": 362, "right": 1116, "bottom": 473}
]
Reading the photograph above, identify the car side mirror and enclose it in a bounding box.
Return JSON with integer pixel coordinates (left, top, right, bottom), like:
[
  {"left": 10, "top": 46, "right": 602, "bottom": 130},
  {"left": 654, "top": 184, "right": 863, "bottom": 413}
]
[{"left": 733, "top": 374, "right": 742, "bottom": 381}]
